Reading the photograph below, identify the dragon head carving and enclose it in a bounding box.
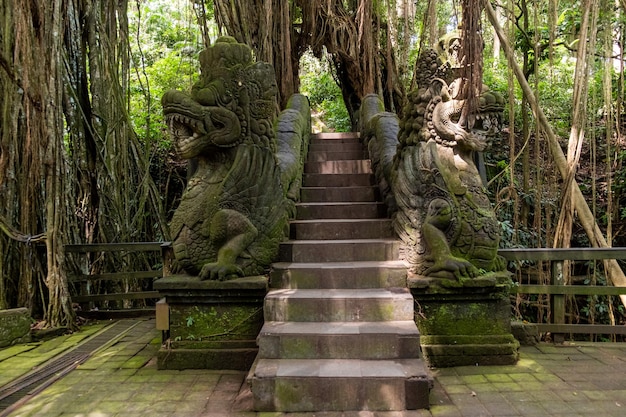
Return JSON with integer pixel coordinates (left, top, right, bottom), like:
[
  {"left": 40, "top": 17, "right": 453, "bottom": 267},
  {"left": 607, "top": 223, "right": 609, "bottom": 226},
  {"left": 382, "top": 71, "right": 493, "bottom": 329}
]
[
  {"left": 392, "top": 46, "right": 508, "bottom": 282},
  {"left": 162, "top": 37, "right": 292, "bottom": 281},
  {"left": 400, "top": 49, "right": 504, "bottom": 154},
  {"left": 161, "top": 36, "right": 278, "bottom": 160},
  {"left": 162, "top": 90, "right": 242, "bottom": 158}
]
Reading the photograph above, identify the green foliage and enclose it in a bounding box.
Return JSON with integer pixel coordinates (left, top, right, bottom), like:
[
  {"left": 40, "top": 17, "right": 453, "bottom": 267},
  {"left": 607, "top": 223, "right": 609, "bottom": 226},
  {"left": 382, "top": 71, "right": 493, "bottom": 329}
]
[
  {"left": 128, "top": 1, "right": 204, "bottom": 147},
  {"left": 614, "top": 150, "right": 626, "bottom": 221},
  {"left": 299, "top": 52, "right": 351, "bottom": 132},
  {"left": 129, "top": 49, "right": 199, "bottom": 144},
  {"left": 318, "top": 93, "right": 351, "bottom": 132}
]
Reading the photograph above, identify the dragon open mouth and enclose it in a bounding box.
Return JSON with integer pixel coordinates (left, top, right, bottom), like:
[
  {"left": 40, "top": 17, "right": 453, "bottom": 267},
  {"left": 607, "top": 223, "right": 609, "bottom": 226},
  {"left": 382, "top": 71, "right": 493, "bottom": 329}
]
[
  {"left": 460, "top": 112, "right": 501, "bottom": 152},
  {"left": 467, "top": 91, "right": 504, "bottom": 151},
  {"left": 471, "top": 112, "right": 500, "bottom": 136},
  {"left": 164, "top": 112, "right": 207, "bottom": 157}
]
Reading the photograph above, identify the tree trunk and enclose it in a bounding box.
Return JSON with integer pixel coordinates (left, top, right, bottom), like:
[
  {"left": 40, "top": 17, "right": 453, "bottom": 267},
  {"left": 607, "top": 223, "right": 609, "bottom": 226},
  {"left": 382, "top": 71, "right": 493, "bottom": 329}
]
[
  {"left": 69, "top": 0, "right": 169, "bottom": 307},
  {"left": 214, "top": 0, "right": 408, "bottom": 124},
  {"left": 2, "top": 0, "right": 167, "bottom": 320},
  {"left": 0, "top": 0, "right": 76, "bottom": 326},
  {"left": 484, "top": 0, "right": 626, "bottom": 307},
  {"left": 214, "top": 0, "right": 299, "bottom": 109}
]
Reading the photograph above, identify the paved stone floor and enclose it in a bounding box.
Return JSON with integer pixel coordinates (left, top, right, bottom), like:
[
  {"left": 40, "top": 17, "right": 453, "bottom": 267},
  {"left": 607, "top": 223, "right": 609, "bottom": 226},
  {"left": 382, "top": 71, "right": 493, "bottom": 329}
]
[{"left": 1, "top": 318, "right": 625, "bottom": 417}]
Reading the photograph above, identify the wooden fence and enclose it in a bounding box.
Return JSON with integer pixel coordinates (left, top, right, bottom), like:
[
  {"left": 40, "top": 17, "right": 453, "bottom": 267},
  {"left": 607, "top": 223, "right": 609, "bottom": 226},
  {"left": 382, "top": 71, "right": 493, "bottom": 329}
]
[
  {"left": 500, "top": 247, "right": 626, "bottom": 337},
  {"left": 65, "top": 242, "right": 172, "bottom": 318},
  {"left": 66, "top": 243, "right": 626, "bottom": 333}
]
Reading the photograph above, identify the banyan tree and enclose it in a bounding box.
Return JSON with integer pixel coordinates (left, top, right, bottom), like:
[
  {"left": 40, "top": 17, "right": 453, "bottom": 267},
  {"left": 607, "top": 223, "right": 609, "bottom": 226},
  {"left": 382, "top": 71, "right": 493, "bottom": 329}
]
[{"left": 211, "top": 0, "right": 417, "bottom": 126}]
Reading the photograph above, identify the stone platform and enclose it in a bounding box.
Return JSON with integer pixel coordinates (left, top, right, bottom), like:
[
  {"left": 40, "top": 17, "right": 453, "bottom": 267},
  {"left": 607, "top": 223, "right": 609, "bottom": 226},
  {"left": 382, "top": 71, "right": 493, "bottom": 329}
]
[
  {"left": 154, "top": 274, "right": 267, "bottom": 371},
  {"left": 410, "top": 274, "right": 520, "bottom": 368},
  {"left": 2, "top": 318, "right": 626, "bottom": 417}
]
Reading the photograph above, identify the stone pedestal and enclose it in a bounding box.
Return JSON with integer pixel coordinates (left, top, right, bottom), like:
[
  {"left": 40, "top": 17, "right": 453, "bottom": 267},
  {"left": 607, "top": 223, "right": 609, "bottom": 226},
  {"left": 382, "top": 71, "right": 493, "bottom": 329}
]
[
  {"left": 409, "top": 273, "right": 519, "bottom": 368},
  {"left": 154, "top": 274, "right": 267, "bottom": 370},
  {"left": 0, "top": 308, "right": 32, "bottom": 347}
]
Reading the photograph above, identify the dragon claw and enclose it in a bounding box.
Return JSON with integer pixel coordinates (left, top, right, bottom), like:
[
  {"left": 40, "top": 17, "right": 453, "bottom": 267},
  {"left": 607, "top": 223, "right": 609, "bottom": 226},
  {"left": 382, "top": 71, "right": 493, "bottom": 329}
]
[
  {"left": 199, "top": 263, "right": 244, "bottom": 281},
  {"left": 425, "top": 256, "right": 479, "bottom": 281}
]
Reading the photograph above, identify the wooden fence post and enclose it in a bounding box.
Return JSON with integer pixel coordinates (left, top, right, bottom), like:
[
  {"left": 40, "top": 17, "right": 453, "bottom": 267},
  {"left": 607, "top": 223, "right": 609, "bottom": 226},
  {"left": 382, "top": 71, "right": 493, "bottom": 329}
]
[
  {"left": 551, "top": 260, "right": 565, "bottom": 343},
  {"left": 161, "top": 243, "right": 173, "bottom": 277}
]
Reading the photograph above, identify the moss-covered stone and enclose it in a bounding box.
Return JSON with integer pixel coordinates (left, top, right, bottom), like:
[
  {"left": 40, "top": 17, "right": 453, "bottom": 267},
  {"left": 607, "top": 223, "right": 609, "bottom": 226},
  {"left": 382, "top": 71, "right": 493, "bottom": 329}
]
[
  {"left": 511, "top": 320, "right": 539, "bottom": 346},
  {"left": 169, "top": 304, "right": 263, "bottom": 342},
  {"left": 420, "top": 334, "right": 517, "bottom": 345},
  {"left": 157, "top": 347, "right": 257, "bottom": 370},
  {"left": 155, "top": 274, "right": 267, "bottom": 370},
  {"left": 161, "top": 39, "right": 310, "bottom": 282},
  {"left": 415, "top": 296, "right": 511, "bottom": 336},
  {"left": 0, "top": 308, "right": 32, "bottom": 348},
  {"left": 412, "top": 282, "right": 519, "bottom": 367}
]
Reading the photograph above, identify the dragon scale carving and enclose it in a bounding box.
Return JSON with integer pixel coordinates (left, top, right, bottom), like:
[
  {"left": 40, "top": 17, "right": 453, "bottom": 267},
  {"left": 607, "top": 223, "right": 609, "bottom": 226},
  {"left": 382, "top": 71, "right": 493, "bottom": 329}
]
[
  {"left": 363, "top": 43, "right": 507, "bottom": 282},
  {"left": 394, "top": 48, "right": 506, "bottom": 280},
  {"left": 162, "top": 37, "right": 309, "bottom": 280}
]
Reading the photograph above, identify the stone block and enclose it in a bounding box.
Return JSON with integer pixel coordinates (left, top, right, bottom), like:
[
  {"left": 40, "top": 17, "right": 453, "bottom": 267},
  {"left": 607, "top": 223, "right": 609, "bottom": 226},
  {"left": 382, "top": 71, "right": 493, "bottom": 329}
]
[
  {"left": 405, "top": 376, "right": 432, "bottom": 410},
  {"left": 511, "top": 320, "right": 539, "bottom": 346},
  {"left": 411, "top": 278, "right": 520, "bottom": 367},
  {"left": 154, "top": 274, "right": 267, "bottom": 370},
  {"left": 157, "top": 347, "right": 257, "bottom": 370},
  {"left": 0, "top": 308, "right": 32, "bottom": 348}
]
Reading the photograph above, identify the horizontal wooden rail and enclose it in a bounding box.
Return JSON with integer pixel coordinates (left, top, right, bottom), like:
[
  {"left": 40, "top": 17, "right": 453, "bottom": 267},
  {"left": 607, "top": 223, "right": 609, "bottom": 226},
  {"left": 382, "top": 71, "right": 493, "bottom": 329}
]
[
  {"left": 72, "top": 291, "right": 160, "bottom": 303},
  {"left": 503, "top": 247, "right": 626, "bottom": 339},
  {"left": 68, "top": 270, "right": 163, "bottom": 283},
  {"left": 65, "top": 242, "right": 169, "bottom": 253},
  {"left": 65, "top": 242, "right": 168, "bottom": 316},
  {"left": 499, "top": 247, "right": 626, "bottom": 261},
  {"left": 514, "top": 285, "right": 626, "bottom": 296}
]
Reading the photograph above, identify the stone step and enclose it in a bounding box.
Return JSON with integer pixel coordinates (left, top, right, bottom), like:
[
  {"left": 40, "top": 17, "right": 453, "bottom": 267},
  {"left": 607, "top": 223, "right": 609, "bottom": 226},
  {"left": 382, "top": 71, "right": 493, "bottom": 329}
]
[
  {"left": 278, "top": 239, "right": 402, "bottom": 263},
  {"left": 269, "top": 260, "right": 407, "bottom": 289},
  {"left": 309, "top": 138, "right": 361, "bottom": 146},
  {"left": 263, "top": 288, "right": 414, "bottom": 322},
  {"left": 249, "top": 127, "right": 432, "bottom": 413},
  {"left": 308, "top": 142, "right": 364, "bottom": 153},
  {"left": 302, "top": 173, "right": 374, "bottom": 187},
  {"left": 311, "top": 132, "right": 360, "bottom": 142},
  {"left": 290, "top": 218, "right": 394, "bottom": 240},
  {"left": 296, "top": 201, "right": 386, "bottom": 220},
  {"left": 257, "top": 321, "right": 420, "bottom": 359},
  {"left": 248, "top": 358, "right": 431, "bottom": 412},
  {"left": 307, "top": 150, "right": 369, "bottom": 162},
  {"left": 305, "top": 159, "right": 371, "bottom": 174},
  {"left": 300, "top": 186, "right": 379, "bottom": 203}
]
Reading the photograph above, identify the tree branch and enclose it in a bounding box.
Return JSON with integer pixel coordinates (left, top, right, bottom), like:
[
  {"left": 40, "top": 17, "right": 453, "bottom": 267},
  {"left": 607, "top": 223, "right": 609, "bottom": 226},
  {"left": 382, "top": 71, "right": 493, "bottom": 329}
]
[
  {"left": 483, "top": 0, "right": 626, "bottom": 307},
  {"left": 0, "top": 214, "right": 46, "bottom": 243}
]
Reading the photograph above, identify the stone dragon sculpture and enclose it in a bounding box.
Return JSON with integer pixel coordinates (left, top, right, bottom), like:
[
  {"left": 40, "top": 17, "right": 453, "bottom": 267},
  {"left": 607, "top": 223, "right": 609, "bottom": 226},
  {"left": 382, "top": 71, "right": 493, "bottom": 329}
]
[
  {"left": 161, "top": 37, "right": 309, "bottom": 280},
  {"left": 364, "top": 44, "right": 507, "bottom": 283}
]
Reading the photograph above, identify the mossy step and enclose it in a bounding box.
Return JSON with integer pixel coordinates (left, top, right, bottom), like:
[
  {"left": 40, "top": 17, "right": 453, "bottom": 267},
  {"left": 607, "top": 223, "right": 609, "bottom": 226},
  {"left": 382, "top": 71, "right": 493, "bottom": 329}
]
[
  {"left": 270, "top": 260, "right": 407, "bottom": 289},
  {"left": 263, "top": 288, "right": 414, "bottom": 322},
  {"left": 307, "top": 150, "right": 369, "bottom": 162},
  {"left": 304, "top": 159, "right": 371, "bottom": 174},
  {"left": 257, "top": 320, "right": 420, "bottom": 359},
  {"left": 308, "top": 142, "right": 364, "bottom": 152},
  {"left": 310, "top": 132, "right": 360, "bottom": 141},
  {"left": 300, "top": 186, "right": 379, "bottom": 203},
  {"left": 289, "top": 218, "right": 394, "bottom": 240},
  {"left": 248, "top": 358, "right": 431, "bottom": 411},
  {"left": 302, "top": 173, "right": 374, "bottom": 187},
  {"left": 295, "top": 201, "right": 386, "bottom": 220},
  {"left": 278, "top": 239, "right": 402, "bottom": 262}
]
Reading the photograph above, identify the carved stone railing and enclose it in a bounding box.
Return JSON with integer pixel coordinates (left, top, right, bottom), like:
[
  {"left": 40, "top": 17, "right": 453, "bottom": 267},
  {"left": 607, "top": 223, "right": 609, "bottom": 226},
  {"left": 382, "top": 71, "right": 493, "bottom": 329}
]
[
  {"left": 360, "top": 44, "right": 514, "bottom": 366},
  {"left": 155, "top": 37, "right": 311, "bottom": 370}
]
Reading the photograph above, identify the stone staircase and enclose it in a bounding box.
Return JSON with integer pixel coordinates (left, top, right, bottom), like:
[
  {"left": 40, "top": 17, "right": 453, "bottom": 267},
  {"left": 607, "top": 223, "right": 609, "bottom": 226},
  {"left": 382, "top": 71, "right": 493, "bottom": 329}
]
[{"left": 247, "top": 132, "right": 431, "bottom": 412}]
